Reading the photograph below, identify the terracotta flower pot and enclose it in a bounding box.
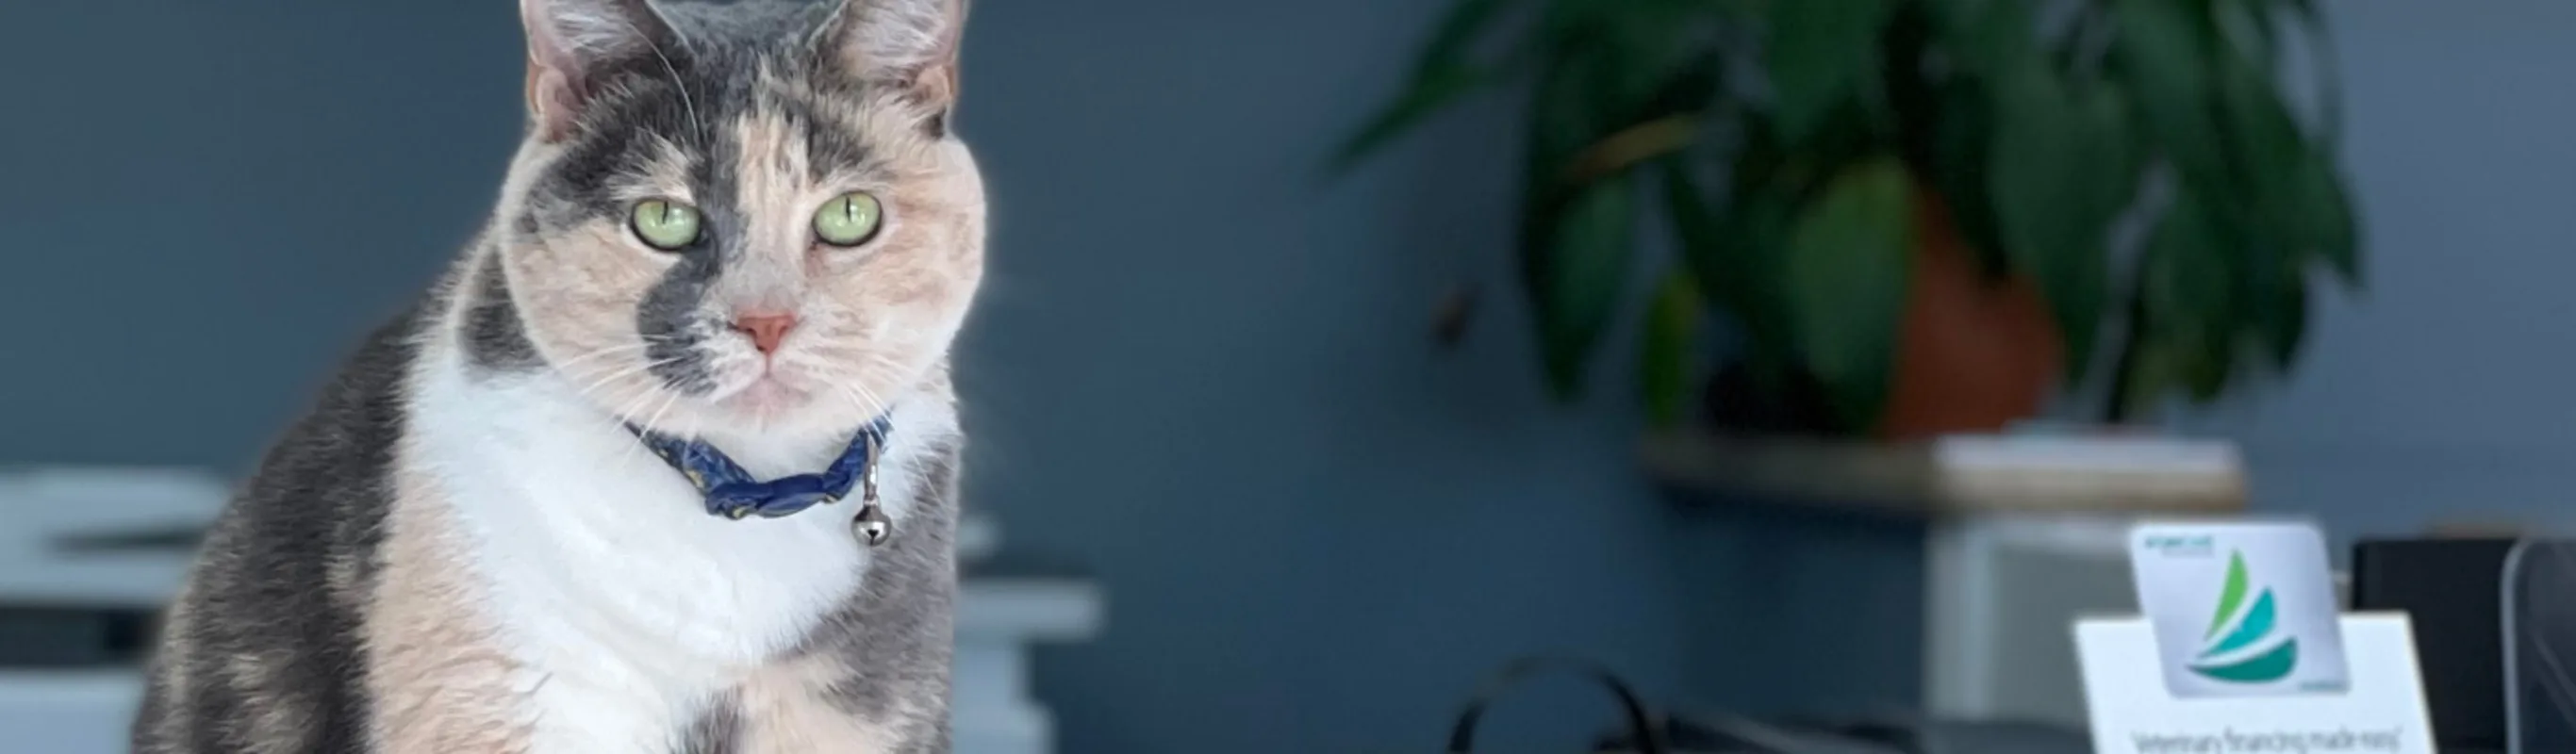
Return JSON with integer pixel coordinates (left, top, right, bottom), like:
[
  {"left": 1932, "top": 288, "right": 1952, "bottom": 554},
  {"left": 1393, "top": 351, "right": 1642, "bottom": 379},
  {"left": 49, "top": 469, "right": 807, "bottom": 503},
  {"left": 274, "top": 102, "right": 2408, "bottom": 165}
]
[{"left": 1875, "top": 188, "right": 2064, "bottom": 440}]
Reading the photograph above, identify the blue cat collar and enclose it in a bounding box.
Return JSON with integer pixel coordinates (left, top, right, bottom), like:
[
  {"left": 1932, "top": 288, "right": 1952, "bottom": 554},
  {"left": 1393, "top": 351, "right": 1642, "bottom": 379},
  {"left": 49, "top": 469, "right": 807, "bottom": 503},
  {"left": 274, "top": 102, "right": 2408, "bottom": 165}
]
[{"left": 627, "top": 417, "right": 896, "bottom": 546}]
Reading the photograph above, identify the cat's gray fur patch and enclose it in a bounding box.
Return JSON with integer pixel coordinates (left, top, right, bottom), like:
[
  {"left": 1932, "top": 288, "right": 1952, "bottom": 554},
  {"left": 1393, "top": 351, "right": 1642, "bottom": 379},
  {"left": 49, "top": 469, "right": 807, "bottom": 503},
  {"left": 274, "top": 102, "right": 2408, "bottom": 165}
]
[
  {"left": 676, "top": 691, "right": 744, "bottom": 754},
  {"left": 462, "top": 247, "right": 543, "bottom": 370},
  {"left": 131, "top": 305, "right": 417, "bottom": 752},
  {"left": 813, "top": 441, "right": 959, "bottom": 724}
]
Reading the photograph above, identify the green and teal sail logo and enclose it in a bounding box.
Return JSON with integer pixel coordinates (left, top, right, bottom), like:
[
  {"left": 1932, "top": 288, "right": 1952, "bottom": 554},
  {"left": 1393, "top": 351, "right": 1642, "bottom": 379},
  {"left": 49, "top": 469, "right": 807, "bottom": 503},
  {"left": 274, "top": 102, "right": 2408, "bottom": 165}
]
[{"left": 2188, "top": 550, "right": 2299, "bottom": 683}]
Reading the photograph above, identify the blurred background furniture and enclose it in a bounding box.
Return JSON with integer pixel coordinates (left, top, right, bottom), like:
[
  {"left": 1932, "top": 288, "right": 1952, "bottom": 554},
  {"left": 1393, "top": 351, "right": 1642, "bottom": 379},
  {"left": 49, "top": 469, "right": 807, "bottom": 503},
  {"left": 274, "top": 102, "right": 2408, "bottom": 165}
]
[{"left": 1648, "top": 429, "right": 2244, "bottom": 729}]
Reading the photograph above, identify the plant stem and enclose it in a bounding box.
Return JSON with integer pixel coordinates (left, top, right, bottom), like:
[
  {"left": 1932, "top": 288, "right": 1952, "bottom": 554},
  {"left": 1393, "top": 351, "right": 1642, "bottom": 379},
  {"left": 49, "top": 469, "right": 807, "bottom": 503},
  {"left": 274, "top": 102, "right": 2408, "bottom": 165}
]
[
  {"left": 1561, "top": 114, "right": 1703, "bottom": 185},
  {"left": 2101, "top": 281, "right": 2147, "bottom": 425},
  {"left": 2057, "top": 0, "right": 2116, "bottom": 74}
]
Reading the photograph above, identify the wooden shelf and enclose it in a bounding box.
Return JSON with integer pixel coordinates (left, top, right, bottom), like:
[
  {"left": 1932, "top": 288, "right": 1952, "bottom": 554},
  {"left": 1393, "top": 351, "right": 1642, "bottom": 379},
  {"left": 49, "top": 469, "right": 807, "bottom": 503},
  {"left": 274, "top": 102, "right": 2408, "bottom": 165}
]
[{"left": 1641, "top": 429, "right": 2247, "bottom": 518}]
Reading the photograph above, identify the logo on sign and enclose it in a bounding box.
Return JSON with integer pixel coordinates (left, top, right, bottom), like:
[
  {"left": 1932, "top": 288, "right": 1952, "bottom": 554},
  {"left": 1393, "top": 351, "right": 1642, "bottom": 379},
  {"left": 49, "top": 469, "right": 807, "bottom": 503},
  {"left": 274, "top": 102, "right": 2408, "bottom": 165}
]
[
  {"left": 2188, "top": 550, "right": 2297, "bottom": 683},
  {"left": 2130, "top": 522, "right": 2349, "bottom": 697}
]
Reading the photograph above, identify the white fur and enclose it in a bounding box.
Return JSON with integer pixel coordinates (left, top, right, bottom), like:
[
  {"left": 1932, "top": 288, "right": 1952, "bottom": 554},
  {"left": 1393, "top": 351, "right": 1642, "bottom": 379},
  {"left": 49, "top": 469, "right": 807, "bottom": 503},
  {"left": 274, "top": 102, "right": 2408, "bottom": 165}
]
[{"left": 404, "top": 335, "right": 958, "bottom": 750}]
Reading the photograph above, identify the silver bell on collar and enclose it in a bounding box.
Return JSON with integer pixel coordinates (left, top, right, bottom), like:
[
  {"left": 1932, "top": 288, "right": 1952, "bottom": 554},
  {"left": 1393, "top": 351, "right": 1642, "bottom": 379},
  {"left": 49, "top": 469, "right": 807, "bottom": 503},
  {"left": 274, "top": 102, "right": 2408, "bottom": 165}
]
[
  {"left": 853, "top": 504, "right": 894, "bottom": 547},
  {"left": 852, "top": 462, "right": 892, "bottom": 547}
]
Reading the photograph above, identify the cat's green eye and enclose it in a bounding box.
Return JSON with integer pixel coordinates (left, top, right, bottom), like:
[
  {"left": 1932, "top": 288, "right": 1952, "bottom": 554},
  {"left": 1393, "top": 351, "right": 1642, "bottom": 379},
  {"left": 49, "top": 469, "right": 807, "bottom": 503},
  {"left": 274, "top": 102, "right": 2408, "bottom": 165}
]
[
  {"left": 813, "top": 192, "right": 883, "bottom": 248},
  {"left": 630, "top": 199, "right": 702, "bottom": 252}
]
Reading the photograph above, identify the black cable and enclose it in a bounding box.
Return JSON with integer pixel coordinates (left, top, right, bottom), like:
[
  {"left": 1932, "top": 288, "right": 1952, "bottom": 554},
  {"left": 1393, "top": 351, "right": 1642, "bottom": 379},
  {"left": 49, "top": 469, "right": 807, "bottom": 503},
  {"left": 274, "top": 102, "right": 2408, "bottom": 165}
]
[{"left": 1444, "top": 654, "right": 1665, "bottom": 754}]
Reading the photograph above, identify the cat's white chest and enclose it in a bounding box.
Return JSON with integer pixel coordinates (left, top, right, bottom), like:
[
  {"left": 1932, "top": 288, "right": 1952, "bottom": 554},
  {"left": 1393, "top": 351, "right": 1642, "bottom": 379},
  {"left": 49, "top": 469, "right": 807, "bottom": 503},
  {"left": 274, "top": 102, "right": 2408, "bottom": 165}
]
[{"left": 407, "top": 369, "right": 935, "bottom": 749}]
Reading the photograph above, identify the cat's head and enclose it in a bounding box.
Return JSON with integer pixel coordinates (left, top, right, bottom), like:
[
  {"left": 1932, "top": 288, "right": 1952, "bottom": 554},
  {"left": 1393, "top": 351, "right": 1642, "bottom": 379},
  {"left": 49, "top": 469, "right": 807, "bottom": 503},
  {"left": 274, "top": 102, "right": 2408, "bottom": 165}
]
[{"left": 474, "top": 0, "right": 982, "bottom": 439}]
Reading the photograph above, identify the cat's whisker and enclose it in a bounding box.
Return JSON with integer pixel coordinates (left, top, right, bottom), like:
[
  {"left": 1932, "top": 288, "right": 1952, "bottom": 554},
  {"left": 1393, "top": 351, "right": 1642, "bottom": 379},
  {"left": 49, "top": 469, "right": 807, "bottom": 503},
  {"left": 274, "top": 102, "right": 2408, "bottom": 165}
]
[
  {"left": 839, "top": 379, "right": 890, "bottom": 423},
  {"left": 610, "top": 388, "right": 685, "bottom": 470},
  {"left": 562, "top": 368, "right": 645, "bottom": 402},
  {"left": 597, "top": 407, "right": 653, "bottom": 465},
  {"left": 637, "top": 387, "right": 685, "bottom": 437},
  {"left": 554, "top": 354, "right": 648, "bottom": 385},
  {"left": 622, "top": 15, "right": 702, "bottom": 140},
  {"left": 598, "top": 378, "right": 666, "bottom": 430},
  {"left": 830, "top": 383, "right": 870, "bottom": 419},
  {"left": 548, "top": 342, "right": 652, "bottom": 374},
  {"left": 568, "top": 359, "right": 687, "bottom": 467},
  {"left": 640, "top": 330, "right": 695, "bottom": 345},
  {"left": 562, "top": 356, "right": 685, "bottom": 403}
]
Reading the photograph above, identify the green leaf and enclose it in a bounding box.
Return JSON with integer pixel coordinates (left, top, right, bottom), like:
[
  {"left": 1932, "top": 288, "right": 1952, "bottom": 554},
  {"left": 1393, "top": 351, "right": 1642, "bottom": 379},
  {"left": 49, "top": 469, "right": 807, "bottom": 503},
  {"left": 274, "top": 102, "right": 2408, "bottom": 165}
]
[
  {"left": 1526, "top": 180, "right": 1639, "bottom": 399},
  {"left": 1326, "top": 0, "right": 1537, "bottom": 172},
  {"left": 2295, "top": 150, "right": 2363, "bottom": 286},
  {"left": 2110, "top": 0, "right": 2228, "bottom": 193},
  {"left": 2210, "top": 57, "right": 2327, "bottom": 371},
  {"left": 2214, "top": 0, "right": 2281, "bottom": 68},
  {"left": 1640, "top": 268, "right": 1705, "bottom": 428},
  {"left": 2274, "top": 0, "right": 2361, "bottom": 285},
  {"left": 1414, "top": 0, "right": 1532, "bottom": 80},
  {"left": 1508, "top": 2, "right": 1722, "bottom": 400},
  {"left": 1526, "top": 45, "right": 1602, "bottom": 172},
  {"left": 2187, "top": 345, "right": 2236, "bottom": 403},
  {"left": 1329, "top": 66, "right": 1498, "bottom": 172},
  {"left": 1595, "top": 2, "right": 1718, "bottom": 121},
  {"left": 2138, "top": 189, "right": 2239, "bottom": 402},
  {"left": 2122, "top": 331, "right": 2186, "bottom": 418},
  {"left": 2141, "top": 191, "right": 2234, "bottom": 336},
  {"left": 1662, "top": 162, "right": 1737, "bottom": 303},
  {"left": 2211, "top": 48, "right": 2360, "bottom": 287},
  {"left": 2238, "top": 192, "right": 2316, "bottom": 371},
  {"left": 2280, "top": 0, "right": 2346, "bottom": 145},
  {"left": 2254, "top": 277, "right": 2309, "bottom": 370},
  {"left": 2124, "top": 321, "right": 2235, "bottom": 411},
  {"left": 2210, "top": 43, "right": 2360, "bottom": 289},
  {"left": 1512, "top": 20, "right": 1705, "bottom": 400},
  {"left": 1927, "top": 78, "right": 2006, "bottom": 273},
  {"left": 1726, "top": 193, "right": 1802, "bottom": 363},
  {"left": 1988, "top": 66, "right": 2132, "bottom": 380},
  {"left": 1920, "top": 0, "right": 2046, "bottom": 279},
  {"left": 1767, "top": 0, "right": 1898, "bottom": 142},
  {"left": 1523, "top": 8, "right": 1708, "bottom": 176},
  {"left": 1784, "top": 156, "right": 1913, "bottom": 428},
  {"left": 1668, "top": 159, "right": 1796, "bottom": 358},
  {"left": 2212, "top": 50, "right": 2302, "bottom": 203},
  {"left": 1931, "top": 0, "right": 2039, "bottom": 76},
  {"left": 2089, "top": 81, "right": 2150, "bottom": 192},
  {"left": 2141, "top": 26, "right": 2356, "bottom": 388}
]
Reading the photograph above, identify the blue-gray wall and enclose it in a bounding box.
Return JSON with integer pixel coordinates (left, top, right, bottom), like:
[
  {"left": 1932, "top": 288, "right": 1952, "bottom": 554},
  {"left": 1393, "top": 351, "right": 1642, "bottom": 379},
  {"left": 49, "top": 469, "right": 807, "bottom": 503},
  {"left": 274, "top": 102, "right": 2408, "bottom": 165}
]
[
  {"left": 2186, "top": 4, "right": 2576, "bottom": 545},
  {"left": 0, "top": 3, "right": 519, "bottom": 462},
  {"left": 957, "top": 5, "right": 1705, "bottom": 749},
  {"left": 6, "top": 1, "right": 2559, "bottom": 752}
]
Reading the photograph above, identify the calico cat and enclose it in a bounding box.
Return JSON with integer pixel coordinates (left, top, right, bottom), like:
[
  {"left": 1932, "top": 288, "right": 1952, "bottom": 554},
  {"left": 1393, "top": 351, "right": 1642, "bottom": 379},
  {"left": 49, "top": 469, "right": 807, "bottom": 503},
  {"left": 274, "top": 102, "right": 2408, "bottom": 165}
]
[{"left": 129, "top": 0, "right": 983, "bottom": 751}]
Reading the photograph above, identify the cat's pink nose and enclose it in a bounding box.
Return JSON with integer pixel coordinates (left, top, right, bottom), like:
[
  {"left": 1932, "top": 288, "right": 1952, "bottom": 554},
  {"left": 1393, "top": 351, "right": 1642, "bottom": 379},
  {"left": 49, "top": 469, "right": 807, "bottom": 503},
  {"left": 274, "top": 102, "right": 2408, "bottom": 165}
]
[{"left": 732, "top": 312, "right": 798, "bottom": 354}]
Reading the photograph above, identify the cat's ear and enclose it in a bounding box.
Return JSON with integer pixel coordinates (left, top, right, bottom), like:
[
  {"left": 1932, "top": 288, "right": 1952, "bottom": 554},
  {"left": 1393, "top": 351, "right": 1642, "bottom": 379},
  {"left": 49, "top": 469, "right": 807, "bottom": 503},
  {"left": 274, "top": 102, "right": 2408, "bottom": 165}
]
[
  {"left": 520, "top": 0, "right": 678, "bottom": 142},
  {"left": 817, "top": 0, "right": 969, "bottom": 129}
]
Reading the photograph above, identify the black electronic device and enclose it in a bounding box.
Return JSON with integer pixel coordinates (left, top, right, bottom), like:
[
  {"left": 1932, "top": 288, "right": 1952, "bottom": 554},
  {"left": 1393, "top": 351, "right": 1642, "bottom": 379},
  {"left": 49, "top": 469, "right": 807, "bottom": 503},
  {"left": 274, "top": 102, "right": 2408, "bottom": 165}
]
[
  {"left": 2502, "top": 538, "right": 2576, "bottom": 753},
  {"left": 2350, "top": 536, "right": 2517, "bottom": 753}
]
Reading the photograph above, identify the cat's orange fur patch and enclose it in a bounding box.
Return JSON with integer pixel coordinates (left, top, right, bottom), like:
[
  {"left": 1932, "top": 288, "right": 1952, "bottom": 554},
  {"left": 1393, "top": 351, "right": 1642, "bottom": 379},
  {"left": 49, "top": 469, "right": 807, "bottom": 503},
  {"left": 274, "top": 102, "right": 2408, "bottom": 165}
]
[
  {"left": 731, "top": 657, "right": 903, "bottom": 753},
  {"left": 362, "top": 464, "right": 533, "bottom": 753}
]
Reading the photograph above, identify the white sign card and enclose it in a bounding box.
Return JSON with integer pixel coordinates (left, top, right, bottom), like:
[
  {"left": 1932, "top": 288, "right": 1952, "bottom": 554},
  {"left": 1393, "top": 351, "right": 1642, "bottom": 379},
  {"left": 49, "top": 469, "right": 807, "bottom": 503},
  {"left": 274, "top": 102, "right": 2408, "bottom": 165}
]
[
  {"left": 2075, "top": 615, "right": 2436, "bottom": 754},
  {"left": 2076, "top": 520, "right": 2436, "bottom": 754}
]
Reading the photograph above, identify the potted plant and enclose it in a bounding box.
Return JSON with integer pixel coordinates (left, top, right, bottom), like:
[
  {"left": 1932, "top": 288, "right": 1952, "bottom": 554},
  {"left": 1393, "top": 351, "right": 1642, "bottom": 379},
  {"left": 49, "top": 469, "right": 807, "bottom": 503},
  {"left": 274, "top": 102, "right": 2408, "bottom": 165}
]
[{"left": 1332, "top": 0, "right": 2362, "bottom": 438}]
